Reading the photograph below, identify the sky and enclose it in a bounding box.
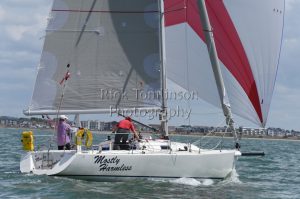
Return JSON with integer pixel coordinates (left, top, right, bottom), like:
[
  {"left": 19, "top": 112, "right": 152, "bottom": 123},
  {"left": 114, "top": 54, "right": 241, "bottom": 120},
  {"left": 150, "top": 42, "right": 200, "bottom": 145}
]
[{"left": 0, "top": 0, "right": 299, "bottom": 131}]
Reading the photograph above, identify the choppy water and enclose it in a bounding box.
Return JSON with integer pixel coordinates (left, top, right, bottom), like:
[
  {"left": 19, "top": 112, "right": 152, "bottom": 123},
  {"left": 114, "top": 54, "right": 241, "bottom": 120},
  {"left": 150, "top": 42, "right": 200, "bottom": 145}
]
[{"left": 1, "top": 128, "right": 299, "bottom": 198}]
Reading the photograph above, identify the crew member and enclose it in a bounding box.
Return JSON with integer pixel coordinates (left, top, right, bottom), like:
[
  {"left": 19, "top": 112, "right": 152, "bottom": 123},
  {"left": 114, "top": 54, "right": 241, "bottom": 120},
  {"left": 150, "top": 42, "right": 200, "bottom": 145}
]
[
  {"left": 114, "top": 117, "right": 139, "bottom": 150},
  {"left": 57, "top": 115, "right": 71, "bottom": 150}
]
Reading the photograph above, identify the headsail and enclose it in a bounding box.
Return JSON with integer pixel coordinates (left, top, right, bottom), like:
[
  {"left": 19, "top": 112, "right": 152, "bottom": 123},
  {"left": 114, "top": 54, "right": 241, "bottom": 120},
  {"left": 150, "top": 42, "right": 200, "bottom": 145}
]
[
  {"left": 164, "top": 0, "right": 284, "bottom": 127},
  {"left": 25, "top": 0, "right": 162, "bottom": 115}
]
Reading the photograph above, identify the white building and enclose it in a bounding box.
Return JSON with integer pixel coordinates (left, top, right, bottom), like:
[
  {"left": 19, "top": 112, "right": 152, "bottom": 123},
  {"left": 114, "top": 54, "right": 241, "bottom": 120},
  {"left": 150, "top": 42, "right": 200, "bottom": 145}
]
[{"left": 81, "top": 120, "right": 105, "bottom": 131}]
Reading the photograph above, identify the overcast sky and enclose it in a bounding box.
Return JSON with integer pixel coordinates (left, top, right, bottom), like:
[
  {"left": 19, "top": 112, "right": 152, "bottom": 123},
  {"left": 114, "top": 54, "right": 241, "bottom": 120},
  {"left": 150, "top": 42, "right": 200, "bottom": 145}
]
[{"left": 0, "top": 0, "right": 299, "bottom": 130}]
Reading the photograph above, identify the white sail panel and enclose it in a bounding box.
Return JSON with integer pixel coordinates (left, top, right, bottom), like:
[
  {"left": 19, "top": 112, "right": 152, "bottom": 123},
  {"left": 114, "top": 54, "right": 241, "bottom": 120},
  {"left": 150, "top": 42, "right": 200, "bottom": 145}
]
[
  {"left": 221, "top": 64, "right": 261, "bottom": 125},
  {"left": 223, "top": 0, "right": 285, "bottom": 126},
  {"left": 27, "top": 0, "right": 162, "bottom": 114},
  {"left": 165, "top": 23, "right": 220, "bottom": 109}
]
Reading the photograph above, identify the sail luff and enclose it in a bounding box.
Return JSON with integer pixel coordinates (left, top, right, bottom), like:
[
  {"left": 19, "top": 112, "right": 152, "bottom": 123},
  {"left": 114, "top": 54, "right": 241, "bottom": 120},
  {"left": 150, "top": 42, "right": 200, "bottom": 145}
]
[{"left": 262, "top": 1, "right": 286, "bottom": 127}]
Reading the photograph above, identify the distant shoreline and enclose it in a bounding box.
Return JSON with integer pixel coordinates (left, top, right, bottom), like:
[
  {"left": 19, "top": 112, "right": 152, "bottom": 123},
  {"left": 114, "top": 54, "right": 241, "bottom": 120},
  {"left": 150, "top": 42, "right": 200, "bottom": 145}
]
[
  {"left": 166, "top": 132, "right": 300, "bottom": 142},
  {"left": 2, "top": 126, "right": 299, "bottom": 142},
  {"left": 171, "top": 134, "right": 300, "bottom": 142}
]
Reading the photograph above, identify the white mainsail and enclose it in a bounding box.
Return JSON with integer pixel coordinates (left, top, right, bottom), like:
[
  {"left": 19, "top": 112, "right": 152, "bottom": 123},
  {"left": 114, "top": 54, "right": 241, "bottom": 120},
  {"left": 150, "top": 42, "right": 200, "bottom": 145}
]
[
  {"left": 25, "top": 0, "right": 162, "bottom": 115},
  {"left": 164, "top": 0, "right": 284, "bottom": 127}
]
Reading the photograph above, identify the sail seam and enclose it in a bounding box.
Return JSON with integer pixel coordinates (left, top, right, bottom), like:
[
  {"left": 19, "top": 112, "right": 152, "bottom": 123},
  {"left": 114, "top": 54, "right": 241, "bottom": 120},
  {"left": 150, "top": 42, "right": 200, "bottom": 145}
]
[{"left": 52, "top": 9, "right": 159, "bottom": 13}]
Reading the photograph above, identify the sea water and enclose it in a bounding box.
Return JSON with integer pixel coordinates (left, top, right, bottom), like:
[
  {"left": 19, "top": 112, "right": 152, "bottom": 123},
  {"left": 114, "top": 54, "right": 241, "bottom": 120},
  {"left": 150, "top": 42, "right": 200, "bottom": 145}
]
[{"left": 0, "top": 128, "right": 299, "bottom": 198}]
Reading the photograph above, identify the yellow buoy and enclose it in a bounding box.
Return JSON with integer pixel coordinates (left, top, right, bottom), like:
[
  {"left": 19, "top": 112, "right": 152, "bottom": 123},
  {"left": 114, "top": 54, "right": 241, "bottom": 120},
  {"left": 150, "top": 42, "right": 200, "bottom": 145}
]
[
  {"left": 75, "top": 128, "right": 93, "bottom": 148},
  {"left": 21, "top": 131, "right": 34, "bottom": 151}
]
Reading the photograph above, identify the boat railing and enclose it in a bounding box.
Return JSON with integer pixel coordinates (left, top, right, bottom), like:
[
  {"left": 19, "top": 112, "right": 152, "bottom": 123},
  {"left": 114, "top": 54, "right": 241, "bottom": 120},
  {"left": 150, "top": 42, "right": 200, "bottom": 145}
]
[{"left": 192, "top": 118, "right": 227, "bottom": 151}]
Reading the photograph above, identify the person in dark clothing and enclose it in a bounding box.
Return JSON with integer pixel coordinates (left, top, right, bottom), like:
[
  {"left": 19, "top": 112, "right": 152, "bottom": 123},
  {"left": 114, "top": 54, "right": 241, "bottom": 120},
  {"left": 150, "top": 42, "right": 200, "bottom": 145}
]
[{"left": 113, "top": 117, "right": 139, "bottom": 150}]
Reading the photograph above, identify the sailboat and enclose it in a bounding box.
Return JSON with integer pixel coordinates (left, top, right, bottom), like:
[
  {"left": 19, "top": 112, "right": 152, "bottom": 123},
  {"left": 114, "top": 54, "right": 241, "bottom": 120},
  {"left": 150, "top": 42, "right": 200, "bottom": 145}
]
[{"left": 20, "top": 0, "right": 284, "bottom": 180}]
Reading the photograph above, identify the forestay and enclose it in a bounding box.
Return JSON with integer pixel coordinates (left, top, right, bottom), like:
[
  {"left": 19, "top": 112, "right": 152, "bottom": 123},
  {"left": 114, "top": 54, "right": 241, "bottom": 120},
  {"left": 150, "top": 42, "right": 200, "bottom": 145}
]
[
  {"left": 26, "top": 0, "right": 162, "bottom": 115},
  {"left": 164, "top": 0, "right": 284, "bottom": 127}
]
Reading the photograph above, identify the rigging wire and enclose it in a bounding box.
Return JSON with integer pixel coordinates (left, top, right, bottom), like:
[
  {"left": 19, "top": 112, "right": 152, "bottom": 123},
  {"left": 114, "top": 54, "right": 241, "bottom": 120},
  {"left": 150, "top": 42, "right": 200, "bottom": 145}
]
[
  {"left": 192, "top": 117, "right": 226, "bottom": 149},
  {"left": 49, "top": 64, "right": 71, "bottom": 148}
]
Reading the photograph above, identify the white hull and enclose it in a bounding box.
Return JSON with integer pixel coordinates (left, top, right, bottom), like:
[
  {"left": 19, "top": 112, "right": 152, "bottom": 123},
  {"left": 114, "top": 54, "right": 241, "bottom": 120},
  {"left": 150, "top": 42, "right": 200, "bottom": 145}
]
[{"left": 20, "top": 140, "right": 241, "bottom": 180}]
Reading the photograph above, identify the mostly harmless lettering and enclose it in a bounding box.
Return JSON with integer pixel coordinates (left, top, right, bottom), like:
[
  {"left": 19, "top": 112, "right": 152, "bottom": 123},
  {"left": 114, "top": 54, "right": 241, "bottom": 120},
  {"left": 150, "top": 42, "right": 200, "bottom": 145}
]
[{"left": 94, "top": 155, "right": 132, "bottom": 172}]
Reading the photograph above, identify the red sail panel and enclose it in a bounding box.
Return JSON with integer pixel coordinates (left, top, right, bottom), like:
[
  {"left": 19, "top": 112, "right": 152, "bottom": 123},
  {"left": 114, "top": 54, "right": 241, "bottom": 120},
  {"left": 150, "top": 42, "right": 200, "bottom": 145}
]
[{"left": 164, "top": 0, "right": 263, "bottom": 123}]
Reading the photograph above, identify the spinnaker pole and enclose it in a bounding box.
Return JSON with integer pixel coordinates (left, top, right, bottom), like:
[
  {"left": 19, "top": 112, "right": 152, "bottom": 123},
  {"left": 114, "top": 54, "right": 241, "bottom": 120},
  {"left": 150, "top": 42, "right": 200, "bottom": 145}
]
[{"left": 198, "top": 0, "right": 239, "bottom": 148}]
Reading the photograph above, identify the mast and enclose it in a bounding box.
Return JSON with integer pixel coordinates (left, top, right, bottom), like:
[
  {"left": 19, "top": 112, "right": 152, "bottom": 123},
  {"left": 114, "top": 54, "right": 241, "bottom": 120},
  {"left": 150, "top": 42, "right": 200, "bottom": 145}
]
[
  {"left": 159, "top": 0, "right": 168, "bottom": 137},
  {"left": 74, "top": 114, "right": 81, "bottom": 127},
  {"left": 197, "top": 0, "right": 239, "bottom": 147}
]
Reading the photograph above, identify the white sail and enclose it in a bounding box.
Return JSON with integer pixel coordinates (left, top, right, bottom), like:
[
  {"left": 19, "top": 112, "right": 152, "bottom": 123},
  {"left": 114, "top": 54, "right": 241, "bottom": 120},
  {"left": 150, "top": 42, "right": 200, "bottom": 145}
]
[
  {"left": 164, "top": 0, "right": 284, "bottom": 127},
  {"left": 26, "top": 0, "right": 162, "bottom": 115}
]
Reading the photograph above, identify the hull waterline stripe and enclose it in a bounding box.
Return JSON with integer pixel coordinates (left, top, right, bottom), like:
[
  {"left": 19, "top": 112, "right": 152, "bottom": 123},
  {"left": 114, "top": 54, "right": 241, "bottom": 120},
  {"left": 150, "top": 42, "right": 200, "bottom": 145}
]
[{"left": 54, "top": 174, "right": 225, "bottom": 180}]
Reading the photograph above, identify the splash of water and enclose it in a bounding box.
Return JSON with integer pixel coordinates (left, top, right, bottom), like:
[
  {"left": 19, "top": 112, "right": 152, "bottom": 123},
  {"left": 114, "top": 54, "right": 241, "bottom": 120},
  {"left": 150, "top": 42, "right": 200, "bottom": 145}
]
[
  {"left": 167, "top": 169, "right": 241, "bottom": 187},
  {"left": 228, "top": 168, "right": 242, "bottom": 184},
  {"left": 218, "top": 168, "right": 242, "bottom": 187},
  {"left": 149, "top": 177, "right": 216, "bottom": 186},
  {"left": 170, "top": 178, "right": 202, "bottom": 186},
  {"left": 201, "top": 179, "right": 214, "bottom": 186}
]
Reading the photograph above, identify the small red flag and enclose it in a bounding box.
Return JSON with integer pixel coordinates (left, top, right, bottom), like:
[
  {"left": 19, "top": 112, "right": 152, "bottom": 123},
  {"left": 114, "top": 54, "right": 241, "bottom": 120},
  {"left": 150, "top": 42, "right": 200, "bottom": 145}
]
[{"left": 60, "top": 71, "right": 71, "bottom": 85}]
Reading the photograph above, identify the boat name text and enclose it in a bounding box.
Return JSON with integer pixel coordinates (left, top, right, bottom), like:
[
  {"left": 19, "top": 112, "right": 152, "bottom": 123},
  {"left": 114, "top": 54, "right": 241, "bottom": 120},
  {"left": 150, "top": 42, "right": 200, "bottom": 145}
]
[{"left": 94, "top": 155, "right": 132, "bottom": 172}]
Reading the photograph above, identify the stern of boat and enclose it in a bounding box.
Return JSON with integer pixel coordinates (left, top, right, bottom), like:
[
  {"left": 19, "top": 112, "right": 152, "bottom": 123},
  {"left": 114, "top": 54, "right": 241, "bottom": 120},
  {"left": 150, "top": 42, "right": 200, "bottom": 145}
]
[
  {"left": 20, "top": 150, "right": 77, "bottom": 175},
  {"left": 20, "top": 152, "right": 35, "bottom": 173}
]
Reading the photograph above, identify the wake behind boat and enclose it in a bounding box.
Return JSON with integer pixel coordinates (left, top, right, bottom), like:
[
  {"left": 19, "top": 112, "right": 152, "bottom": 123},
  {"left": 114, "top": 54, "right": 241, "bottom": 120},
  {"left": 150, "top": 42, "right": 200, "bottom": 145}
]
[{"left": 20, "top": 0, "right": 284, "bottom": 180}]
